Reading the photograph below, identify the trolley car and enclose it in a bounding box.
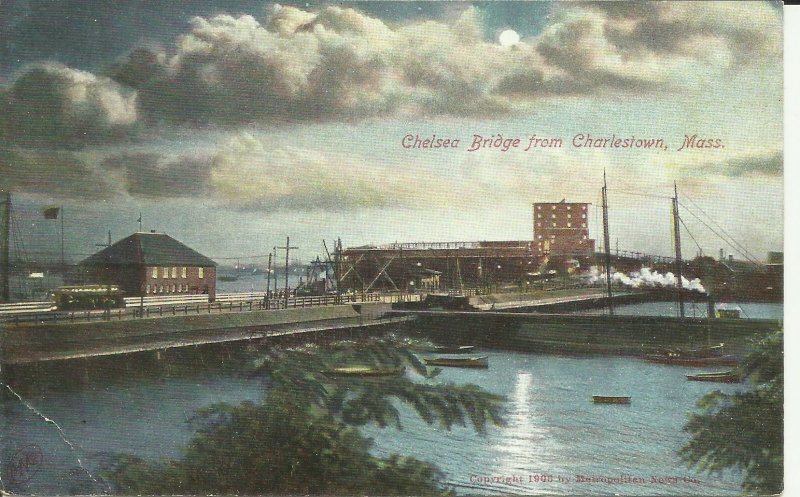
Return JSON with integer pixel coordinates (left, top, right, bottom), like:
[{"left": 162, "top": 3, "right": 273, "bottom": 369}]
[{"left": 50, "top": 285, "right": 126, "bottom": 311}]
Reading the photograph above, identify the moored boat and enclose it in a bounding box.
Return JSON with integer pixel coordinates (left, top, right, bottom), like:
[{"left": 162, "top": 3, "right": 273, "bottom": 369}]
[
  {"left": 423, "top": 356, "right": 489, "bottom": 368},
  {"left": 432, "top": 345, "right": 476, "bottom": 354},
  {"left": 592, "top": 396, "right": 631, "bottom": 404},
  {"left": 686, "top": 371, "right": 741, "bottom": 383},
  {"left": 321, "top": 366, "right": 406, "bottom": 377},
  {"left": 642, "top": 354, "right": 739, "bottom": 367}
]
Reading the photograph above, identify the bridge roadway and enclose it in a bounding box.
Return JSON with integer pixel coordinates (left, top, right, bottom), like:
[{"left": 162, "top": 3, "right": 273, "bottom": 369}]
[{"left": 0, "top": 303, "right": 412, "bottom": 365}]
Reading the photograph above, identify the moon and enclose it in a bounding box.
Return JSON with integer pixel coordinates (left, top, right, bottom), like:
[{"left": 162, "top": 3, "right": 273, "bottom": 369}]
[{"left": 498, "top": 29, "right": 520, "bottom": 47}]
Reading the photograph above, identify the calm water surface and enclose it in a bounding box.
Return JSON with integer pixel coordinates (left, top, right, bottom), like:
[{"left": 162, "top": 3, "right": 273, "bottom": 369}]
[{"left": 3, "top": 303, "right": 780, "bottom": 495}]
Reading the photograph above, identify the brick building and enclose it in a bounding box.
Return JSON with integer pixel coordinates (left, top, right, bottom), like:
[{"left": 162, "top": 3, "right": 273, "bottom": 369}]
[
  {"left": 533, "top": 201, "right": 595, "bottom": 258},
  {"left": 79, "top": 231, "right": 217, "bottom": 300}
]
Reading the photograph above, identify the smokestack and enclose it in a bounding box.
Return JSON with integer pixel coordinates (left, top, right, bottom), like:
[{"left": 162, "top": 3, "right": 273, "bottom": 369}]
[
  {"left": 728, "top": 254, "right": 734, "bottom": 262},
  {"left": 719, "top": 248, "right": 724, "bottom": 261}
]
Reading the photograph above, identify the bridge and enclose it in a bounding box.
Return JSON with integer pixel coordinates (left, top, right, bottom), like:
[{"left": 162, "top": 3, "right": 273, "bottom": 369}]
[{"left": 1, "top": 302, "right": 413, "bottom": 365}]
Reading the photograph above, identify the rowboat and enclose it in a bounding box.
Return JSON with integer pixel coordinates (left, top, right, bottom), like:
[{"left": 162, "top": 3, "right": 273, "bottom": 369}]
[
  {"left": 321, "top": 366, "right": 406, "bottom": 377},
  {"left": 432, "top": 345, "right": 476, "bottom": 354},
  {"left": 592, "top": 396, "right": 631, "bottom": 404},
  {"left": 423, "top": 356, "right": 489, "bottom": 368},
  {"left": 642, "top": 354, "right": 739, "bottom": 367},
  {"left": 686, "top": 371, "right": 741, "bottom": 383}
]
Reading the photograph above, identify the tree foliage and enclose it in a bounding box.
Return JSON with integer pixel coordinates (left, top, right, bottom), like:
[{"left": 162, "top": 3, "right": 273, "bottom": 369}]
[
  {"left": 680, "top": 330, "right": 783, "bottom": 494},
  {"left": 104, "top": 337, "right": 506, "bottom": 495}
]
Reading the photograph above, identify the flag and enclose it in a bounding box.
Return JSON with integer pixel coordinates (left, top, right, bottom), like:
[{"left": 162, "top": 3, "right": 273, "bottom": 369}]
[
  {"left": 137, "top": 213, "right": 142, "bottom": 223},
  {"left": 43, "top": 207, "right": 60, "bottom": 219}
]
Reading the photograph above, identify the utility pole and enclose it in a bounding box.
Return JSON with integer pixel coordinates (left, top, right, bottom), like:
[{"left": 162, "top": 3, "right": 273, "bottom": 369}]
[
  {"left": 277, "top": 236, "right": 298, "bottom": 308},
  {"left": 95, "top": 231, "right": 112, "bottom": 317},
  {"left": 601, "top": 170, "right": 614, "bottom": 316},
  {"left": 273, "top": 246, "right": 279, "bottom": 297},
  {"left": 672, "top": 182, "right": 686, "bottom": 318},
  {"left": 266, "top": 252, "right": 272, "bottom": 309},
  {"left": 1, "top": 190, "right": 11, "bottom": 302}
]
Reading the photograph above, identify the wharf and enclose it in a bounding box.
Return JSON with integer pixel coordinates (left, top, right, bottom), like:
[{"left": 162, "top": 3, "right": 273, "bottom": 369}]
[{"left": 390, "top": 309, "right": 781, "bottom": 357}]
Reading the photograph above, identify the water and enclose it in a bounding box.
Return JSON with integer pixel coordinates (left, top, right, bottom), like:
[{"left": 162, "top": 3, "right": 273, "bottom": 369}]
[
  {"left": 1, "top": 343, "right": 754, "bottom": 496},
  {"left": 362, "top": 352, "right": 747, "bottom": 496}
]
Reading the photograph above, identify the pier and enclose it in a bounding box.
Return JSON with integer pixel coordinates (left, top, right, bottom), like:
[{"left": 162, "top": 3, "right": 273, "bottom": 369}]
[{"left": 390, "top": 309, "right": 781, "bottom": 357}]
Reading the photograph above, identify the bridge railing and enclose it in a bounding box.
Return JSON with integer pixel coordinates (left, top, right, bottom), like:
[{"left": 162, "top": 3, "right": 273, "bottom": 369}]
[{"left": 1, "top": 291, "right": 422, "bottom": 325}]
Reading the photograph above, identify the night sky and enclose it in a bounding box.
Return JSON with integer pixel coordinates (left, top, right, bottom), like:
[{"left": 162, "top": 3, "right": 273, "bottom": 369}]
[{"left": 0, "top": 1, "right": 784, "bottom": 266}]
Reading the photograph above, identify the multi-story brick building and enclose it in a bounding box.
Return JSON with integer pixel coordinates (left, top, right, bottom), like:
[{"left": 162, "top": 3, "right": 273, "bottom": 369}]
[
  {"left": 79, "top": 231, "right": 217, "bottom": 300},
  {"left": 533, "top": 201, "right": 595, "bottom": 258}
]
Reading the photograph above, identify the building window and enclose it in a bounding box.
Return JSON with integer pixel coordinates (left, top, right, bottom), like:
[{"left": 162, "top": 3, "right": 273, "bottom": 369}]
[
  {"left": 538, "top": 235, "right": 542, "bottom": 239},
  {"left": 146, "top": 284, "right": 151, "bottom": 294},
  {"left": 567, "top": 206, "right": 571, "bottom": 210},
  {"left": 152, "top": 267, "right": 158, "bottom": 278},
  {"left": 171, "top": 267, "right": 177, "bottom": 278},
  {"left": 581, "top": 214, "right": 586, "bottom": 219},
  {"left": 551, "top": 205, "right": 556, "bottom": 210},
  {"left": 181, "top": 267, "right": 187, "bottom": 278},
  {"left": 550, "top": 235, "right": 556, "bottom": 239},
  {"left": 551, "top": 214, "right": 556, "bottom": 219},
  {"left": 537, "top": 222, "right": 541, "bottom": 227},
  {"left": 567, "top": 222, "right": 572, "bottom": 227},
  {"left": 536, "top": 205, "right": 541, "bottom": 210},
  {"left": 158, "top": 285, "right": 163, "bottom": 293},
  {"left": 171, "top": 285, "right": 176, "bottom": 293},
  {"left": 582, "top": 206, "right": 586, "bottom": 210},
  {"left": 582, "top": 223, "right": 586, "bottom": 227},
  {"left": 537, "top": 214, "right": 541, "bottom": 219},
  {"left": 583, "top": 235, "right": 588, "bottom": 239},
  {"left": 162, "top": 267, "right": 169, "bottom": 278},
  {"left": 567, "top": 214, "right": 571, "bottom": 219},
  {"left": 552, "top": 222, "right": 556, "bottom": 227},
  {"left": 199, "top": 267, "right": 204, "bottom": 279}
]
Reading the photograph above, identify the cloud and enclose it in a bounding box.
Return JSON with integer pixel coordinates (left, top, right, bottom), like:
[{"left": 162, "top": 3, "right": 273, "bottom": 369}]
[
  {"left": 99, "top": 1, "right": 780, "bottom": 125},
  {"left": 1, "top": 63, "right": 137, "bottom": 148},
  {"left": 717, "top": 151, "right": 783, "bottom": 177},
  {"left": 102, "top": 152, "right": 213, "bottom": 197},
  {"left": 208, "top": 132, "right": 423, "bottom": 211},
  {"left": 0, "top": 148, "right": 114, "bottom": 199}
]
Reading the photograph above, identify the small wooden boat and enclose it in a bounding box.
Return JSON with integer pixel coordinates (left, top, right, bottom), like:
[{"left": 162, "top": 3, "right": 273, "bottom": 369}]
[
  {"left": 592, "top": 396, "right": 631, "bottom": 404},
  {"left": 642, "top": 354, "right": 739, "bottom": 367},
  {"left": 432, "top": 345, "right": 476, "bottom": 354},
  {"left": 424, "top": 356, "right": 489, "bottom": 368},
  {"left": 686, "top": 371, "right": 741, "bottom": 383},
  {"left": 321, "top": 366, "right": 405, "bottom": 377}
]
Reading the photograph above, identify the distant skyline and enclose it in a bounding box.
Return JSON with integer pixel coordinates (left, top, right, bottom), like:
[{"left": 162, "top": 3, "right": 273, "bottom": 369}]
[{"left": 0, "top": 1, "right": 783, "bottom": 265}]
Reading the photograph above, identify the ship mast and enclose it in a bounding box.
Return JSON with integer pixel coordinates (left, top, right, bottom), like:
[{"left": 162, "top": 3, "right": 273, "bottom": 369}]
[
  {"left": 601, "top": 171, "right": 614, "bottom": 316},
  {"left": 672, "top": 182, "right": 685, "bottom": 318}
]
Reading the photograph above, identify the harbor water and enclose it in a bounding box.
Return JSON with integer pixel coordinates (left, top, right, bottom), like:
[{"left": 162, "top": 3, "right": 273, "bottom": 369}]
[{"left": 1, "top": 303, "right": 781, "bottom": 495}]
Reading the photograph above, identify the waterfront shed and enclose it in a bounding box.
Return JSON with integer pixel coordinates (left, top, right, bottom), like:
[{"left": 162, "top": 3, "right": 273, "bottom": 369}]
[{"left": 79, "top": 231, "right": 217, "bottom": 300}]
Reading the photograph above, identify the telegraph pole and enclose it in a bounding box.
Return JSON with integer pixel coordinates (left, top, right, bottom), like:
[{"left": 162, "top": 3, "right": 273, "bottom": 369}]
[
  {"left": 266, "top": 252, "right": 272, "bottom": 309},
  {"left": 601, "top": 171, "right": 614, "bottom": 316},
  {"left": 672, "top": 182, "right": 686, "bottom": 318},
  {"left": 277, "top": 237, "right": 298, "bottom": 307}
]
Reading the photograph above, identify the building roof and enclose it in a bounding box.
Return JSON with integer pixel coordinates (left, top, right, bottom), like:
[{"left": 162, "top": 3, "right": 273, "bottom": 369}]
[{"left": 80, "top": 232, "right": 217, "bottom": 267}]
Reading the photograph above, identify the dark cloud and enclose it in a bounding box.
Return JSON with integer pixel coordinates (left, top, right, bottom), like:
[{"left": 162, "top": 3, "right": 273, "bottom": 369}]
[
  {"left": 102, "top": 152, "right": 212, "bottom": 197},
  {"left": 0, "top": 147, "right": 113, "bottom": 199},
  {"left": 1, "top": 63, "right": 137, "bottom": 148},
  {"left": 720, "top": 151, "right": 783, "bottom": 177}
]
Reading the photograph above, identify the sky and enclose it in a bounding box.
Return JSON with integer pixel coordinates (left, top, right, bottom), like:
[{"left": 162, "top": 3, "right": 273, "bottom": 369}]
[{"left": 0, "top": 1, "right": 784, "bottom": 265}]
